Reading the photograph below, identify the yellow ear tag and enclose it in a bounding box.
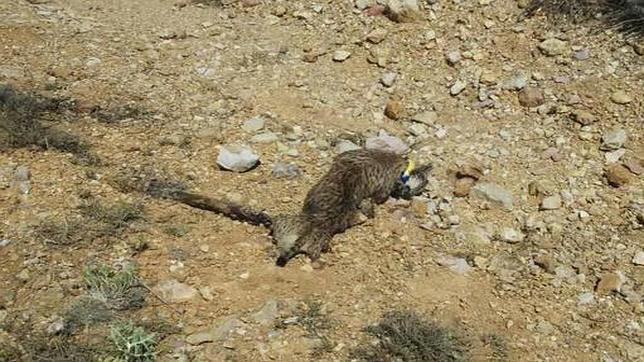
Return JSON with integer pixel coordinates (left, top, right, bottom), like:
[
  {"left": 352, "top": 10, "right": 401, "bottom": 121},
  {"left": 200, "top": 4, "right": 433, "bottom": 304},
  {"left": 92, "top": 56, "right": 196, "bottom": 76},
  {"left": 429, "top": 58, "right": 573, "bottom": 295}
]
[
  {"left": 400, "top": 159, "right": 415, "bottom": 183},
  {"left": 404, "top": 159, "right": 416, "bottom": 175}
]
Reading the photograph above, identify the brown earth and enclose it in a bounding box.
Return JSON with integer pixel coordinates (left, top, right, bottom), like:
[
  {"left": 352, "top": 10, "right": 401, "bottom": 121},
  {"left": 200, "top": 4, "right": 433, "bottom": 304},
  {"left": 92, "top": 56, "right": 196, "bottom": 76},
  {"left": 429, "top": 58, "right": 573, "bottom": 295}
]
[{"left": 0, "top": 0, "right": 642, "bottom": 361}]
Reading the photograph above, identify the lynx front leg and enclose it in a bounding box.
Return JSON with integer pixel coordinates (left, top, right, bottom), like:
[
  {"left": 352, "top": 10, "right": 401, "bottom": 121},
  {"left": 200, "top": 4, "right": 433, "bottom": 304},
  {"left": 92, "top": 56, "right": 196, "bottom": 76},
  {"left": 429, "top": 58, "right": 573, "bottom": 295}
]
[{"left": 358, "top": 198, "right": 376, "bottom": 219}]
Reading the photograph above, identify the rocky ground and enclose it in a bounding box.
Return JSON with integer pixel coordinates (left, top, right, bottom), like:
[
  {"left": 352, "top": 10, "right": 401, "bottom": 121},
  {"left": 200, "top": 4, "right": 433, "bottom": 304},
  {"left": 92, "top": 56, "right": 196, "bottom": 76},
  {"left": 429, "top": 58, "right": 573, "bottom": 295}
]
[{"left": 0, "top": 0, "right": 642, "bottom": 361}]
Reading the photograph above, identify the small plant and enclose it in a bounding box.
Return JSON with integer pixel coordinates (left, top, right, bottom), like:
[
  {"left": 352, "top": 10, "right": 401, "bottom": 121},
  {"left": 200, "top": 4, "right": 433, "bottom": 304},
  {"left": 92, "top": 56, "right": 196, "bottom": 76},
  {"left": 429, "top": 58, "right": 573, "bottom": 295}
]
[
  {"left": 36, "top": 218, "right": 86, "bottom": 246},
  {"left": 63, "top": 297, "right": 114, "bottom": 335},
  {"left": 109, "top": 322, "right": 157, "bottom": 362},
  {"left": 82, "top": 262, "right": 146, "bottom": 310},
  {"left": 482, "top": 333, "right": 508, "bottom": 361},
  {"left": 0, "top": 84, "right": 98, "bottom": 164},
  {"left": 163, "top": 224, "right": 190, "bottom": 238},
  {"left": 279, "top": 298, "right": 335, "bottom": 358},
  {"left": 351, "top": 309, "right": 467, "bottom": 362},
  {"left": 80, "top": 199, "right": 144, "bottom": 235}
]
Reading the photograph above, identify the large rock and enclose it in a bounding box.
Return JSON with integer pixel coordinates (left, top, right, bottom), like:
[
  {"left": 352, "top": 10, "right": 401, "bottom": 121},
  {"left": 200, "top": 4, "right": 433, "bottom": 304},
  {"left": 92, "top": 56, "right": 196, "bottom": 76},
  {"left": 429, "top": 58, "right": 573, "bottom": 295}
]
[
  {"left": 385, "top": 0, "right": 420, "bottom": 23},
  {"left": 600, "top": 128, "right": 627, "bottom": 151},
  {"left": 217, "top": 144, "right": 259, "bottom": 172},
  {"left": 365, "top": 131, "right": 409, "bottom": 154},
  {"left": 153, "top": 279, "right": 198, "bottom": 303},
  {"left": 186, "top": 317, "right": 246, "bottom": 345},
  {"left": 538, "top": 38, "right": 568, "bottom": 56},
  {"left": 470, "top": 182, "right": 514, "bottom": 211}
]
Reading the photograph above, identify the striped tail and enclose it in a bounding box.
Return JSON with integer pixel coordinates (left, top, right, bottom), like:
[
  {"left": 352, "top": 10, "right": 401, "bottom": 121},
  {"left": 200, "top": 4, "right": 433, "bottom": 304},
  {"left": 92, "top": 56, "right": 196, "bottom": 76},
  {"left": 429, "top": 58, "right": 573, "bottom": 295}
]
[{"left": 168, "top": 190, "right": 273, "bottom": 227}]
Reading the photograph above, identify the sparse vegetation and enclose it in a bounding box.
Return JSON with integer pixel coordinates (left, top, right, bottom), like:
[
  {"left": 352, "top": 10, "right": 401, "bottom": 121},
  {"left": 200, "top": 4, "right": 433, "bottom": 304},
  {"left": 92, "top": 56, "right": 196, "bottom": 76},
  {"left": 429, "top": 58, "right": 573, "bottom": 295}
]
[
  {"left": 482, "top": 333, "right": 509, "bottom": 361},
  {"left": 90, "top": 104, "right": 151, "bottom": 124},
  {"left": 351, "top": 310, "right": 468, "bottom": 362},
  {"left": 37, "top": 198, "right": 144, "bottom": 246},
  {"left": 163, "top": 224, "right": 190, "bottom": 237},
  {"left": 62, "top": 297, "right": 114, "bottom": 335},
  {"left": 82, "top": 262, "right": 147, "bottom": 311},
  {"left": 525, "top": 0, "right": 644, "bottom": 36},
  {"left": 109, "top": 322, "right": 157, "bottom": 362},
  {"left": 279, "top": 298, "right": 336, "bottom": 358},
  {"left": 79, "top": 198, "right": 145, "bottom": 235},
  {"left": 0, "top": 84, "right": 99, "bottom": 164}
]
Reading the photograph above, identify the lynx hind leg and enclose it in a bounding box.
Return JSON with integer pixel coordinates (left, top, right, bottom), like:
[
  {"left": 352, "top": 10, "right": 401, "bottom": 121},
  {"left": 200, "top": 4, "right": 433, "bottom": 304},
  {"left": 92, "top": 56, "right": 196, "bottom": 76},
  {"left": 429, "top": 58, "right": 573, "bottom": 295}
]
[
  {"left": 300, "top": 230, "right": 333, "bottom": 261},
  {"left": 358, "top": 198, "right": 376, "bottom": 219}
]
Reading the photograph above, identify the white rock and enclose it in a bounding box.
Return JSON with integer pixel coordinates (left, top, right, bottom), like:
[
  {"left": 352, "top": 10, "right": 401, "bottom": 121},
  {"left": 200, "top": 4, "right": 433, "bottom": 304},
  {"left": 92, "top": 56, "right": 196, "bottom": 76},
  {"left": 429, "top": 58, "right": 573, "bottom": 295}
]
[
  {"left": 411, "top": 111, "right": 437, "bottom": 125},
  {"left": 217, "top": 144, "right": 259, "bottom": 172},
  {"left": 153, "top": 279, "right": 198, "bottom": 303},
  {"left": 365, "top": 131, "right": 409, "bottom": 154},
  {"left": 380, "top": 72, "right": 397, "bottom": 87},
  {"left": 450, "top": 80, "right": 466, "bottom": 95},
  {"left": 335, "top": 140, "right": 361, "bottom": 154},
  {"left": 470, "top": 182, "right": 514, "bottom": 211},
  {"left": 437, "top": 255, "right": 472, "bottom": 275},
  {"left": 242, "top": 117, "right": 265, "bottom": 132},
  {"left": 251, "top": 132, "right": 279, "bottom": 143},
  {"left": 499, "top": 228, "right": 525, "bottom": 243},
  {"left": 600, "top": 128, "right": 627, "bottom": 151},
  {"left": 541, "top": 195, "right": 562, "bottom": 210},
  {"left": 633, "top": 251, "right": 644, "bottom": 266},
  {"left": 332, "top": 50, "right": 351, "bottom": 62}
]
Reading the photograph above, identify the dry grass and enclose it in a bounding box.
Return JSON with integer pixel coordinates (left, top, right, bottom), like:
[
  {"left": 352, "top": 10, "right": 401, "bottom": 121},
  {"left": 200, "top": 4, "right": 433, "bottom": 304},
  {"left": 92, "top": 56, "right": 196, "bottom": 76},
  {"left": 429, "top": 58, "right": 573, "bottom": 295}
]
[
  {"left": 37, "top": 197, "right": 145, "bottom": 247},
  {"left": 351, "top": 310, "right": 468, "bottom": 362},
  {"left": 524, "top": 0, "right": 644, "bottom": 37},
  {"left": 0, "top": 84, "right": 99, "bottom": 164}
]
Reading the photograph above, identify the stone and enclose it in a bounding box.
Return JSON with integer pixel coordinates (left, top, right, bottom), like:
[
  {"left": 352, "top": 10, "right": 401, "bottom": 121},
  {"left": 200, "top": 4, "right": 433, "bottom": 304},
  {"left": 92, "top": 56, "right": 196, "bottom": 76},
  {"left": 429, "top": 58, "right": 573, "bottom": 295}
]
[
  {"left": 571, "top": 110, "right": 595, "bottom": 126},
  {"left": 573, "top": 48, "right": 590, "bottom": 60},
  {"left": 411, "top": 111, "right": 436, "bottom": 125},
  {"left": 186, "top": 317, "right": 244, "bottom": 345},
  {"left": 600, "top": 128, "right": 627, "bottom": 151},
  {"left": 436, "top": 255, "right": 472, "bottom": 275},
  {"left": 365, "top": 131, "right": 409, "bottom": 154},
  {"left": 538, "top": 38, "right": 568, "bottom": 56},
  {"left": 518, "top": 87, "right": 545, "bottom": 107},
  {"left": 252, "top": 299, "right": 279, "bottom": 325},
  {"left": 242, "top": 117, "right": 265, "bottom": 132},
  {"left": 366, "top": 28, "right": 388, "bottom": 43},
  {"left": 450, "top": 80, "right": 466, "bottom": 96},
  {"left": 380, "top": 72, "right": 397, "bottom": 87},
  {"left": 335, "top": 140, "right": 361, "bottom": 154},
  {"left": 502, "top": 72, "right": 528, "bottom": 90},
  {"left": 499, "top": 228, "right": 525, "bottom": 243},
  {"left": 153, "top": 279, "right": 198, "bottom": 303},
  {"left": 540, "top": 195, "right": 562, "bottom": 210},
  {"left": 47, "top": 317, "right": 66, "bottom": 335},
  {"left": 470, "top": 182, "right": 514, "bottom": 211},
  {"left": 14, "top": 166, "right": 30, "bottom": 181},
  {"left": 217, "top": 144, "right": 259, "bottom": 172},
  {"left": 610, "top": 90, "right": 632, "bottom": 105},
  {"left": 605, "top": 149, "right": 626, "bottom": 163},
  {"left": 480, "top": 70, "right": 501, "bottom": 85},
  {"left": 271, "top": 162, "right": 300, "bottom": 179},
  {"left": 410, "top": 197, "right": 428, "bottom": 217},
  {"left": 251, "top": 132, "right": 279, "bottom": 143},
  {"left": 632, "top": 251, "right": 644, "bottom": 266},
  {"left": 445, "top": 51, "right": 461, "bottom": 66},
  {"left": 355, "top": 0, "right": 374, "bottom": 10},
  {"left": 595, "top": 272, "right": 625, "bottom": 295},
  {"left": 624, "top": 158, "right": 644, "bottom": 175},
  {"left": 384, "top": 99, "right": 404, "bottom": 119},
  {"left": 454, "top": 177, "right": 475, "bottom": 197},
  {"left": 577, "top": 291, "right": 595, "bottom": 305},
  {"left": 456, "top": 165, "right": 483, "bottom": 180},
  {"left": 605, "top": 164, "right": 631, "bottom": 187},
  {"left": 533, "top": 255, "right": 556, "bottom": 273},
  {"left": 385, "top": 0, "right": 420, "bottom": 23},
  {"left": 332, "top": 50, "right": 351, "bottom": 62}
]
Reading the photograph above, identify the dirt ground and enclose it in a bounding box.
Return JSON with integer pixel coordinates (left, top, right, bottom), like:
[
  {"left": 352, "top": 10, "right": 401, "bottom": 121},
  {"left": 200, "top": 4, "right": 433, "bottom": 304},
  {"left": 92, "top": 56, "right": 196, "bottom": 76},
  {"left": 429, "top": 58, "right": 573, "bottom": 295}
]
[{"left": 0, "top": 0, "right": 642, "bottom": 361}]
